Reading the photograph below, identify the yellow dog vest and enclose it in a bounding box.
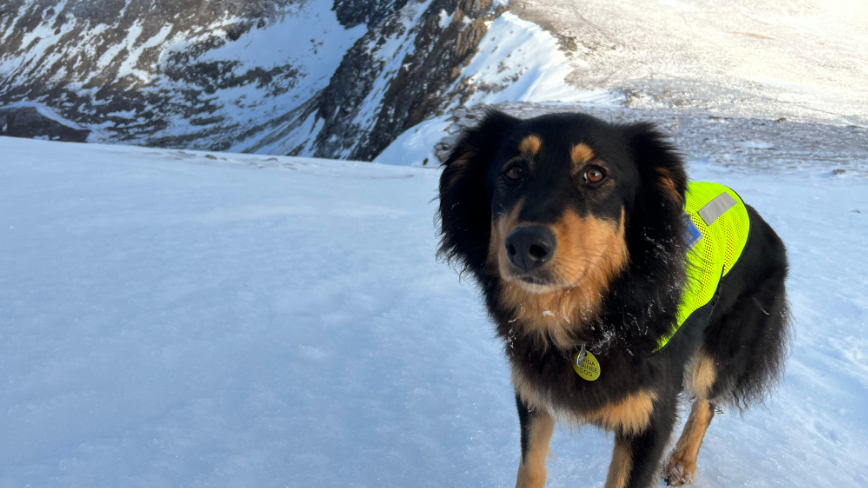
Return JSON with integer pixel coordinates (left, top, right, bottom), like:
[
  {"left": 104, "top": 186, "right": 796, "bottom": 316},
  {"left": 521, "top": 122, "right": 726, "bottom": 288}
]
[{"left": 654, "top": 182, "right": 751, "bottom": 352}]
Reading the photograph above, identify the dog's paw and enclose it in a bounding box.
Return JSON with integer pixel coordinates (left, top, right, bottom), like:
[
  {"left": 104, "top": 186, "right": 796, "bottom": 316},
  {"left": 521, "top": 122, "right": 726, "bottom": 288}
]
[{"left": 662, "top": 457, "right": 695, "bottom": 486}]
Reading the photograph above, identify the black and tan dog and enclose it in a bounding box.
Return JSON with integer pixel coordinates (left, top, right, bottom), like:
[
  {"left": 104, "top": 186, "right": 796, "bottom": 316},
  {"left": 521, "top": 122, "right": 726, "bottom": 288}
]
[{"left": 437, "top": 110, "right": 790, "bottom": 488}]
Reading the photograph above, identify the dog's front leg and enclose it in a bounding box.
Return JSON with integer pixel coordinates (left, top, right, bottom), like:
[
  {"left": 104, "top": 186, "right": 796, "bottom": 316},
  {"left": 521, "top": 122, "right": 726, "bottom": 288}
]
[
  {"left": 515, "top": 393, "right": 555, "bottom": 488},
  {"left": 605, "top": 398, "right": 677, "bottom": 488}
]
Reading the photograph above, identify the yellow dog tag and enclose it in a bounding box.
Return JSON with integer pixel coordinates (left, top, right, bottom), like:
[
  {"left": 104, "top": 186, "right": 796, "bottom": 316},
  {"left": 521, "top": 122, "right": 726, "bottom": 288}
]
[{"left": 572, "top": 349, "right": 601, "bottom": 381}]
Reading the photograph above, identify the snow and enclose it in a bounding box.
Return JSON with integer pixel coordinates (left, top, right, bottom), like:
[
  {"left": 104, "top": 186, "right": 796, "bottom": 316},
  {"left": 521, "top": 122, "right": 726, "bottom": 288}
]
[
  {"left": 3, "top": 0, "right": 868, "bottom": 161},
  {"left": 220, "top": 0, "right": 367, "bottom": 153},
  {"left": 372, "top": 11, "right": 624, "bottom": 164},
  {"left": 0, "top": 0, "right": 367, "bottom": 153},
  {"left": 2, "top": 135, "right": 867, "bottom": 486},
  {"left": 347, "top": 0, "right": 435, "bottom": 148},
  {"left": 438, "top": 9, "right": 452, "bottom": 29},
  {"left": 97, "top": 22, "right": 145, "bottom": 72},
  {"left": 184, "top": 0, "right": 367, "bottom": 150},
  {"left": 455, "top": 12, "right": 619, "bottom": 106},
  {"left": 373, "top": 115, "right": 451, "bottom": 166},
  {"left": 512, "top": 0, "right": 868, "bottom": 126},
  {"left": 116, "top": 24, "right": 175, "bottom": 81}
]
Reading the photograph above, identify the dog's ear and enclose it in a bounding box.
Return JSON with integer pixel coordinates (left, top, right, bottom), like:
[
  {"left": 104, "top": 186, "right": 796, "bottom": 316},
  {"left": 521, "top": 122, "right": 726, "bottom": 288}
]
[
  {"left": 623, "top": 122, "right": 687, "bottom": 207},
  {"left": 438, "top": 109, "right": 518, "bottom": 273},
  {"left": 622, "top": 122, "right": 689, "bottom": 276}
]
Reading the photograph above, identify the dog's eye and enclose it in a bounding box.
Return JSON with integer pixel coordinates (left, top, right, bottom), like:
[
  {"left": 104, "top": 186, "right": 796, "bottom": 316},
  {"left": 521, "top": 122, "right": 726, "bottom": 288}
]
[
  {"left": 583, "top": 166, "right": 607, "bottom": 185},
  {"left": 504, "top": 164, "right": 523, "bottom": 182}
]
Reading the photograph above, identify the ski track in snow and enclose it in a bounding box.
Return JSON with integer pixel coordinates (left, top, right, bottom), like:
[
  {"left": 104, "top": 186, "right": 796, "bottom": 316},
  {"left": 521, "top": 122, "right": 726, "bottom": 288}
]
[{"left": 1, "top": 137, "right": 867, "bottom": 486}]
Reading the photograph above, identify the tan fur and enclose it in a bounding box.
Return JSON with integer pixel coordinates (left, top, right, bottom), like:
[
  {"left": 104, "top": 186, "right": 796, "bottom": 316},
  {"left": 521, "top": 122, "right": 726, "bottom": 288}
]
[
  {"left": 583, "top": 390, "right": 658, "bottom": 435},
  {"left": 686, "top": 348, "right": 717, "bottom": 400},
  {"left": 570, "top": 143, "right": 595, "bottom": 165},
  {"left": 511, "top": 366, "right": 657, "bottom": 437},
  {"left": 510, "top": 366, "right": 550, "bottom": 414},
  {"left": 515, "top": 410, "right": 556, "bottom": 488},
  {"left": 605, "top": 436, "right": 634, "bottom": 488},
  {"left": 489, "top": 199, "right": 525, "bottom": 279},
  {"left": 663, "top": 400, "right": 714, "bottom": 486},
  {"left": 488, "top": 208, "right": 628, "bottom": 350},
  {"left": 519, "top": 135, "right": 542, "bottom": 155},
  {"left": 656, "top": 168, "right": 683, "bottom": 205},
  {"left": 447, "top": 151, "right": 475, "bottom": 188}
]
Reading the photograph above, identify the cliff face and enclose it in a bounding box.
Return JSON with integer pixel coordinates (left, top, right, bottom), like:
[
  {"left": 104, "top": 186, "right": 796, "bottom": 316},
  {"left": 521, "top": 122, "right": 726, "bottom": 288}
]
[
  {"left": 309, "top": 0, "right": 503, "bottom": 160},
  {"left": 0, "top": 0, "right": 503, "bottom": 159}
]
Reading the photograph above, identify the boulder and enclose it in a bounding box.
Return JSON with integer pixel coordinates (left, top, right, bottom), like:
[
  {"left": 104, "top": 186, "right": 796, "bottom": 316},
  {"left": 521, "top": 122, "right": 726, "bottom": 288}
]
[{"left": 0, "top": 105, "right": 90, "bottom": 142}]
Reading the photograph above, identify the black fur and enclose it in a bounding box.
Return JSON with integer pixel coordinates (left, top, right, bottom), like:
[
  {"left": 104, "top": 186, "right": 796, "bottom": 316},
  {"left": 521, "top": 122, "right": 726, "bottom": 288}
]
[{"left": 437, "top": 110, "right": 790, "bottom": 487}]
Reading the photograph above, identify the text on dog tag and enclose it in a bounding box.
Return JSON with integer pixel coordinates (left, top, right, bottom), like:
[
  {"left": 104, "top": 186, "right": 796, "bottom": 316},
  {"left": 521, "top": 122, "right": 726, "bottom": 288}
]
[{"left": 572, "top": 350, "right": 601, "bottom": 381}]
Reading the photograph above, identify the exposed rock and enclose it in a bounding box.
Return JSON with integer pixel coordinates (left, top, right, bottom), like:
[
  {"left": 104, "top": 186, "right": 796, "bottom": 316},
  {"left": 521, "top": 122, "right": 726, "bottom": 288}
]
[
  {"left": 333, "top": 0, "right": 410, "bottom": 28},
  {"left": 313, "top": 0, "right": 506, "bottom": 161},
  {"left": 0, "top": 0, "right": 507, "bottom": 160},
  {"left": 0, "top": 105, "right": 90, "bottom": 142}
]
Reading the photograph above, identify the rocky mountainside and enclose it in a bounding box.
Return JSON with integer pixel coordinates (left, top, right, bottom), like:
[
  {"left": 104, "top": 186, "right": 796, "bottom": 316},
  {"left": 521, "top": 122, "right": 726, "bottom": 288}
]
[
  {"left": 0, "top": 0, "right": 508, "bottom": 159},
  {"left": 3, "top": 0, "right": 865, "bottom": 162}
]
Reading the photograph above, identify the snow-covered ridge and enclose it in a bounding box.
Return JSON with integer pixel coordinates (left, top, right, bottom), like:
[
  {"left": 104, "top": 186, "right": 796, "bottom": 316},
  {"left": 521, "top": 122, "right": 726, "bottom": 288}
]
[
  {"left": 3, "top": 0, "right": 867, "bottom": 164},
  {"left": 0, "top": 0, "right": 367, "bottom": 151},
  {"left": 3, "top": 0, "right": 567, "bottom": 159},
  {"left": 510, "top": 0, "right": 868, "bottom": 126}
]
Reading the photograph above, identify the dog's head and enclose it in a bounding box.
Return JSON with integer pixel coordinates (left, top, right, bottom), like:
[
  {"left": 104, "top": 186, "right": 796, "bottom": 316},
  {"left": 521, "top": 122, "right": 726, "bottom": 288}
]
[{"left": 438, "top": 110, "right": 686, "bottom": 340}]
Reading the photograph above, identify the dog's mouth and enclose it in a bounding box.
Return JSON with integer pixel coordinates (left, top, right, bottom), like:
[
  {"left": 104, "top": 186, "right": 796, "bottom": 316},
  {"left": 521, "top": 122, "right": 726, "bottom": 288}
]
[
  {"left": 517, "top": 273, "right": 553, "bottom": 286},
  {"left": 500, "top": 264, "right": 588, "bottom": 294}
]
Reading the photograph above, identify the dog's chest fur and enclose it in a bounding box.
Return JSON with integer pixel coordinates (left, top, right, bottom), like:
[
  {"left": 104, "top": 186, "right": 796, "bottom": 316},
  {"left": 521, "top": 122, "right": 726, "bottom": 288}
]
[{"left": 510, "top": 355, "right": 659, "bottom": 434}]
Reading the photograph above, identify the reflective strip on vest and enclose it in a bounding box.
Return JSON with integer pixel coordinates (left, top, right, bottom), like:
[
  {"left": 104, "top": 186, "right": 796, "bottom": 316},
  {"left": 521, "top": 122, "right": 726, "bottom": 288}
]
[
  {"left": 698, "top": 193, "right": 738, "bottom": 226},
  {"left": 654, "top": 182, "right": 751, "bottom": 352}
]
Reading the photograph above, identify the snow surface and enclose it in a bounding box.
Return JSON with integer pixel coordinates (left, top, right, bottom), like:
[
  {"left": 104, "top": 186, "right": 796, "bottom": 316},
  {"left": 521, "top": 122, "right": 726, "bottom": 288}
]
[
  {"left": 453, "top": 12, "right": 619, "bottom": 107},
  {"left": 373, "top": 115, "right": 451, "bottom": 166},
  {"left": 2, "top": 136, "right": 868, "bottom": 487},
  {"left": 511, "top": 0, "right": 868, "bottom": 126}
]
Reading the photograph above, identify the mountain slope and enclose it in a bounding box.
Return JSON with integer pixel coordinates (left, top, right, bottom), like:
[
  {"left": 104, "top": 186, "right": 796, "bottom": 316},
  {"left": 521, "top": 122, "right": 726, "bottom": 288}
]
[
  {"left": 2, "top": 0, "right": 866, "bottom": 162},
  {"left": 510, "top": 0, "right": 868, "bottom": 125},
  {"left": 0, "top": 0, "right": 518, "bottom": 158}
]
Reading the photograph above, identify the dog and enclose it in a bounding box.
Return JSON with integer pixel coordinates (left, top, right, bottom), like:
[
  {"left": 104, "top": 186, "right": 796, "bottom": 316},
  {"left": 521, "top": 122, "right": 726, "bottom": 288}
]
[{"left": 437, "top": 110, "right": 790, "bottom": 488}]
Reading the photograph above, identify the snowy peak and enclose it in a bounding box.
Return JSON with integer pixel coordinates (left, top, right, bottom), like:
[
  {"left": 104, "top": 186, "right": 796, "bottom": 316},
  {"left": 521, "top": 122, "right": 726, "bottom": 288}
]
[
  {"left": 0, "top": 0, "right": 515, "bottom": 158},
  {"left": 0, "top": 0, "right": 367, "bottom": 151},
  {"left": 2, "top": 0, "right": 866, "bottom": 162}
]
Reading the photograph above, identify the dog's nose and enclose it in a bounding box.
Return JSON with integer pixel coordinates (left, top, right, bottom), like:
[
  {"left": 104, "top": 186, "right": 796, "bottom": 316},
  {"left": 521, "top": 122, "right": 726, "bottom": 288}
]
[{"left": 505, "top": 226, "right": 556, "bottom": 272}]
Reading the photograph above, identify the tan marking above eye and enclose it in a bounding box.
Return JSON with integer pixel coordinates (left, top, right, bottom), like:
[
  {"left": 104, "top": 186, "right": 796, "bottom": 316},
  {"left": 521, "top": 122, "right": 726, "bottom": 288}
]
[
  {"left": 519, "top": 135, "right": 542, "bottom": 155},
  {"left": 571, "top": 143, "right": 595, "bottom": 165}
]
